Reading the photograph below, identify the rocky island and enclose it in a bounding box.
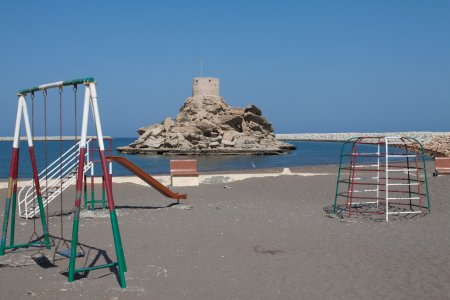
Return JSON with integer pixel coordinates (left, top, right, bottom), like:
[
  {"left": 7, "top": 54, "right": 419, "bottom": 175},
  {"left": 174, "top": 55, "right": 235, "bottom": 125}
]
[{"left": 117, "top": 77, "right": 295, "bottom": 155}]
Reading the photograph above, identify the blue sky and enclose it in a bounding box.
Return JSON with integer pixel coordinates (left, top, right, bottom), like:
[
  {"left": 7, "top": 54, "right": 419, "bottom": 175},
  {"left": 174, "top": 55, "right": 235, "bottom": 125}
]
[{"left": 0, "top": 0, "right": 449, "bottom": 137}]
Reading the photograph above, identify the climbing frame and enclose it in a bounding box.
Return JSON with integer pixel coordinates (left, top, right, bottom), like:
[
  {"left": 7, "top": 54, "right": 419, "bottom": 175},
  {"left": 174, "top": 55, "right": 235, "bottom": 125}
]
[{"left": 333, "top": 136, "right": 430, "bottom": 221}]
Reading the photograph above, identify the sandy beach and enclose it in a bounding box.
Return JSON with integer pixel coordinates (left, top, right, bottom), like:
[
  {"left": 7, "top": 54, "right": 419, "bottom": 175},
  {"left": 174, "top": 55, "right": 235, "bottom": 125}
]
[{"left": 0, "top": 164, "right": 449, "bottom": 300}]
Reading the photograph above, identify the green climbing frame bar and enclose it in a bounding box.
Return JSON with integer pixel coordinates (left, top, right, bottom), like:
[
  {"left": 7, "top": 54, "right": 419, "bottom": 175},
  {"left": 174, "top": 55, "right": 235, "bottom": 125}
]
[{"left": 333, "top": 137, "right": 357, "bottom": 212}]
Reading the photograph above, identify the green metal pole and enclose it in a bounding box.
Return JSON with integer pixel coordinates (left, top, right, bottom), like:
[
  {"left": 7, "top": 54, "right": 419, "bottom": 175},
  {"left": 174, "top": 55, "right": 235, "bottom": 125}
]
[
  {"left": 29, "top": 146, "right": 51, "bottom": 249},
  {"left": 110, "top": 208, "right": 127, "bottom": 287},
  {"left": 83, "top": 175, "right": 87, "bottom": 209},
  {"left": 99, "top": 149, "right": 126, "bottom": 287},
  {"left": 9, "top": 187, "right": 17, "bottom": 246},
  {"left": 9, "top": 153, "right": 19, "bottom": 247},
  {"left": 91, "top": 176, "right": 95, "bottom": 211},
  {"left": 68, "top": 206, "right": 81, "bottom": 282},
  {"left": 115, "top": 213, "right": 127, "bottom": 273},
  {"left": 75, "top": 262, "right": 117, "bottom": 273},
  {"left": 36, "top": 194, "right": 51, "bottom": 249},
  {"left": 0, "top": 195, "right": 12, "bottom": 256},
  {"left": 69, "top": 146, "right": 87, "bottom": 283},
  {"left": 2, "top": 148, "right": 19, "bottom": 256}
]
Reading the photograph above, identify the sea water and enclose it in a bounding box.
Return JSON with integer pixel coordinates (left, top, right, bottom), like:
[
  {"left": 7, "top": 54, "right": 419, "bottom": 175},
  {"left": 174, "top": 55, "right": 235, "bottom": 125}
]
[{"left": 0, "top": 138, "right": 353, "bottom": 179}]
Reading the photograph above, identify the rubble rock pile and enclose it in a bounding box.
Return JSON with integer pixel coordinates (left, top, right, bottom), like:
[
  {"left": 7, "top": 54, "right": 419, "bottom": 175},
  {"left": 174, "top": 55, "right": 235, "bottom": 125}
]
[
  {"left": 423, "top": 135, "right": 450, "bottom": 157},
  {"left": 117, "top": 94, "right": 295, "bottom": 155}
]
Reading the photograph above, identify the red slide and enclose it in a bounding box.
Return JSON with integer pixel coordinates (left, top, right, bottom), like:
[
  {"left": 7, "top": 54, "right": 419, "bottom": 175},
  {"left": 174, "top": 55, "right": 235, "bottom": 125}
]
[{"left": 107, "top": 156, "right": 187, "bottom": 200}]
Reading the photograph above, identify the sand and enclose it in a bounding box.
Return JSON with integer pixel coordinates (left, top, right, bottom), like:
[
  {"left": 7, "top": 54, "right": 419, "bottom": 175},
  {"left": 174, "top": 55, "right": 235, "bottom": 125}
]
[{"left": 0, "top": 164, "right": 449, "bottom": 299}]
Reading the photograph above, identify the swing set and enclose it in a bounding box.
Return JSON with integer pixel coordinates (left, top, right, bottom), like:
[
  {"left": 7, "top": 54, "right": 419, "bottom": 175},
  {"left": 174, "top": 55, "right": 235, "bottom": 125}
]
[{"left": 0, "top": 78, "right": 127, "bottom": 288}]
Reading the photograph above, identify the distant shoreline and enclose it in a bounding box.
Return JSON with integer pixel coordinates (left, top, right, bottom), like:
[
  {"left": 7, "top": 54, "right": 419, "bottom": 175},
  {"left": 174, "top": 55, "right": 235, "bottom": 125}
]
[
  {"left": 0, "top": 136, "right": 112, "bottom": 141},
  {"left": 276, "top": 131, "right": 450, "bottom": 143},
  {"left": 0, "top": 132, "right": 447, "bottom": 144}
]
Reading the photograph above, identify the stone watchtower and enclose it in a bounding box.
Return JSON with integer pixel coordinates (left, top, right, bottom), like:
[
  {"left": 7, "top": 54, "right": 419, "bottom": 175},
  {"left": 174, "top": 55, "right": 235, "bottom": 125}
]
[
  {"left": 192, "top": 77, "right": 220, "bottom": 97},
  {"left": 118, "top": 75, "right": 296, "bottom": 155}
]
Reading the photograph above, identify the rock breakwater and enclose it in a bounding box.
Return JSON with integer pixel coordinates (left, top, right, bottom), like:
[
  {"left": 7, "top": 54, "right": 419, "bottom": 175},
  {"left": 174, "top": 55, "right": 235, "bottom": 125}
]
[{"left": 276, "top": 132, "right": 450, "bottom": 156}]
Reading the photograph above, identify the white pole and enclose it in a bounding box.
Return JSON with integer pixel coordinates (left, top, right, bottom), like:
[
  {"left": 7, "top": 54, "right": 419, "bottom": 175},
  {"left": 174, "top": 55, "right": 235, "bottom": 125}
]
[
  {"left": 376, "top": 143, "right": 380, "bottom": 207},
  {"left": 79, "top": 84, "right": 91, "bottom": 148},
  {"left": 86, "top": 140, "right": 90, "bottom": 166},
  {"left": 385, "top": 138, "right": 389, "bottom": 221},
  {"left": 37, "top": 81, "right": 64, "bottom": 91},
  {"left": 21, "top": 97, "right": 34, "bottom": 147},
  {"left": 88, "top": 83, "right": 105, "bottom": 151},
  {"left": 12, "top": 97, "right": 24, "bottom": 148},
  {"left": 87, "top": 140, "right": 93, "bottom": 177}
]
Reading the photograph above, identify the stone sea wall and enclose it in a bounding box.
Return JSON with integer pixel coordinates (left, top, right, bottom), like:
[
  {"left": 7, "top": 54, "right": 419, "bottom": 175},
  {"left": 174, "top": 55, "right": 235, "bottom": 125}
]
[{"left": 276, "top": 132, "right": 450, "bottom": 156}]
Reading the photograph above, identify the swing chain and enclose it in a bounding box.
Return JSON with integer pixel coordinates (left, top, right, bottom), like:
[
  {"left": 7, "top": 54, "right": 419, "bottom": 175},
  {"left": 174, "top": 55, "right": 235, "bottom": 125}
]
[
  {"left": 29, "top": 92, "right": 38, "bottom": 239},
  {"left": 30, "top": 92, "right": 35, "bottom": 137},
  {"left": 54, "top": 86, "right": 69, "bottom": 257},
  {"left": 58, "top": 86, "right": 64, "bottom": 238},
  {"left": 53, "top": 85, "right": 85, "bottom": 260},
  {"left": 42, "top": 89, "right": 50, "bottom": 227}
]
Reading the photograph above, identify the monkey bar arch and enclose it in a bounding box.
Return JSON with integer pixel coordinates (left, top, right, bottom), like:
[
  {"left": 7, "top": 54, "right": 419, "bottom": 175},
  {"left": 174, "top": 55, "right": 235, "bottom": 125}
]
[{"left": 333, "top": 136, "right": 430, "bottom": 221}]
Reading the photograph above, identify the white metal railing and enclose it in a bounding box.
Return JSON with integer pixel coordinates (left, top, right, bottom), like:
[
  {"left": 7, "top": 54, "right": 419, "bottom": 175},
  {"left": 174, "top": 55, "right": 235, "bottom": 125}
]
[
  {"left": 384, "top": 137, "right": 422, "bottom": 221},
  {"left": 18, "top": 139, "right": 93, "bottom": 219}
]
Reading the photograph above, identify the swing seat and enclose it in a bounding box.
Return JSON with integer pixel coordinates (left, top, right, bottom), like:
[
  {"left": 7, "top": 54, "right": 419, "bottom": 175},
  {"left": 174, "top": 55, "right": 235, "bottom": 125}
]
[{"left": 56, "top": 248, "right": 84, "bottom": 258}]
